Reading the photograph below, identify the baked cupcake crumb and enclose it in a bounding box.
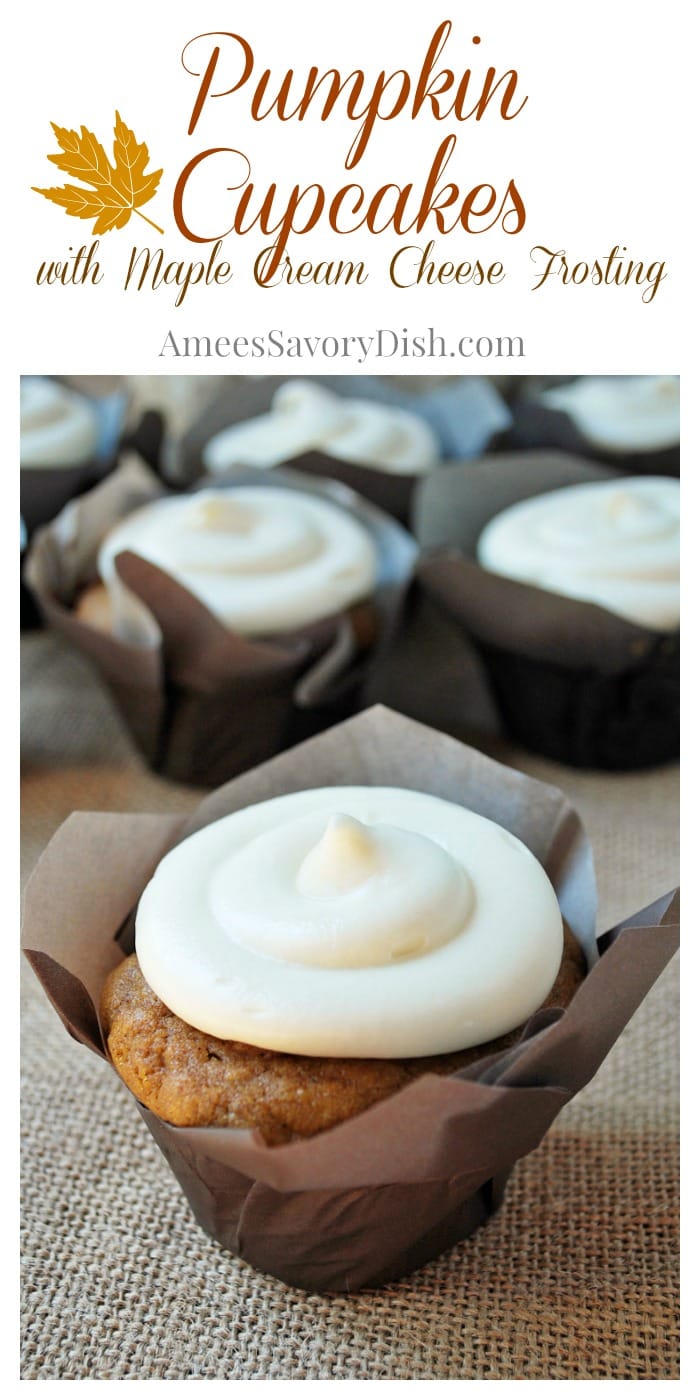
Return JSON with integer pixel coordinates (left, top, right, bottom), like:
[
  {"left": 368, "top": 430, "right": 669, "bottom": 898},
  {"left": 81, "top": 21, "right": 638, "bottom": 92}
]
[{"left": 101, "top": 927, "right": 586, "bottom": 1146}]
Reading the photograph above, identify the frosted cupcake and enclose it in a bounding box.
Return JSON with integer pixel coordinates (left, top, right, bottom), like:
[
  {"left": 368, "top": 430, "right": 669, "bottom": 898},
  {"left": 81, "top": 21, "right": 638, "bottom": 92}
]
[
  {"left": 20, "top": 377, "right": 116, "bottom": 630},
  {"left": 25, "top": 459, "right": 415, "bottom": 786},
  {"left": 477, "top": 476, "right": 679, "bottom": 632},
  {"left": 21, "top": 377, "right": 100, "bottom": 469},
  {"left": 507, "top": 376, "right": 680, "bottom": 476},
  {"left": 75, "top": 483, "right": 378, "bottom": 645},
  {"left": 101, "top": 785, "right": 583, "bottom": 1142},
  {"left": 414, "top": 455, "right": 680, "bottom": 769},
  {"left": 20, "top": 377, "right": 105, "bottom": 537},
  {"left": 22, "top": 706, "right": 679, "bottom": 1291},
  {"left": 201, "top": 379, "right": 441, "bottom": 522}
]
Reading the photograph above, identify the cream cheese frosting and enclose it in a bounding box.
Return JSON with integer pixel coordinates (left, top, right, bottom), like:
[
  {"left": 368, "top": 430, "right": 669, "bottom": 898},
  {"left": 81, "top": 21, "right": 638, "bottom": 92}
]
[
  {"left": 97, "top": 486, "right": 378, "bottom": 640},
  {"left": 477, "top": 476, "right": 679, "bottom": 631},
  {"left": 135, "top": 786, "right": 564, "bottom": 1058},
  {"left": 202, "top": 380, "right": 441, "bottom": 477},
  {"left": 125, "top": 375, "right": 222, "bottom": 441},
  {"left": 540, "top": 376, "right": 680, "bottom": 453},
  {"left": 21, "top": 377, "right": 100, "bottom": 468}
]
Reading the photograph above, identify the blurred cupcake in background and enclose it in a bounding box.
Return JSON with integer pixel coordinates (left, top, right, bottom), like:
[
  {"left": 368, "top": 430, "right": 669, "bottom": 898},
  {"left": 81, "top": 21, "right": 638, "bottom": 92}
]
[
  {"left": 123, "top": 375, "right": 223, "bottom": 476},
  {"left": 476, "top": 475, "right": 679, "bottom": 632},
  {"left": 124, "top": 375, "right": 511, "bottom": 524},
  {"left": 506, "top": 376, "right": 680, "bottom": 476},
  {"left": 20, "top": 377, "right": 125, "bottom": 530},
  {"left": 202, "top": 379, "right": 440, "bottom": 477},
  {"left": 20, "top": 377, "right": 125, "bottom": 627},
  {"left": 21, "top": 377, "right": 100, "bottom": 472},
  {"left": 408, "top": 453, "right": 679, "bottom": 770},
  {"left": 24, "top": 457, "right": 416, "bottom": 787},
  {"left": 201, "top": 379, "right": 439, "bottom": 524}
]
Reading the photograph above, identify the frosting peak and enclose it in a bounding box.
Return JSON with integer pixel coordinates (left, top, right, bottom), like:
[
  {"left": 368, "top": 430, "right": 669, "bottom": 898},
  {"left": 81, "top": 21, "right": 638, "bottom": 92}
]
[
  {"left": 208, "top": 809, "right": 473, "bottom": 970},
  {"left": 296, "top": 814, "right": 383, "bottom": 896},
  {"left": 192, "top": 496, "right": 255, "bottom": 534}
]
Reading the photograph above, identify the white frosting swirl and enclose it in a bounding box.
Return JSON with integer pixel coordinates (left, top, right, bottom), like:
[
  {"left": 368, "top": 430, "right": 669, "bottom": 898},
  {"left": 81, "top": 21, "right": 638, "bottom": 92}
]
[
  {"left": 98, "top": 486, "right": 378, "bottom": 639},
  {"left": 125, "top": 375, "right": 222, "bottom": 439},
  {"left": 135, "top": 787, "right": 564, "bottom": 1058},
  {"left": 477, "top": 477, "right": 679, "bottom": 631},
  {"left": 21, "top": 377, "right": 100, "bottom": 468},
  {"left": 540, "top": 376, "right": 680, "bottom": 453},
  {"left": 202, "top": 380, "right": 440, "bottom": 477}
]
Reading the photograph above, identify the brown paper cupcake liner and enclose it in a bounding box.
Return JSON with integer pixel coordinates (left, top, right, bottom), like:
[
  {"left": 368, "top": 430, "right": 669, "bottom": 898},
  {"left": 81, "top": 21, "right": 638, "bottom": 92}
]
[
  {"left": 23, "top": 457, "right": 416, "bottom": 786},
  {"left": 504, "top": 384, "right": 680, "bottom": 477},
  {"left": 412, "top": 453, "right": 679, "bottom": 769},
  {"left": 127, "top": 376, "right": 513, "bottom": 526},
  {"left": 139, "top": 377, "right": 288, "bottom": 484},
  {"left": 22, "top": 707, "right": 679, "bottom": 1292},
  {"left": 20, "top": 459, "right": 110, "bottom": 537},
  {"left": 140, "top": 379, "right": 431, "bottom": 524},
  {"left": 262, "top": 448, "right": 418, "bottom": 525},
  {"left": 20, "top": 458, "right": 119, "bottom": 632}
]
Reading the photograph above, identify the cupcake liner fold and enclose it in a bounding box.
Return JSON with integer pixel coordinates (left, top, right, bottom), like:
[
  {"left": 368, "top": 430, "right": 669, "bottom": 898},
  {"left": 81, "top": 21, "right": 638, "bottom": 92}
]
[
  {"left": 21, "top": 461, "right": 105, "bottom": 539},
  {"left": 261, "top": 448, "right": 418, "bottom": 526},
  {"left": 413, "top": 453, "right": 680, "bottom": 769},
  {"left": 23, "top": 458, "right": 416, "bottom": 786},
  {"left": 22, "top": 707, "right": 678, "bottom": 1291}
]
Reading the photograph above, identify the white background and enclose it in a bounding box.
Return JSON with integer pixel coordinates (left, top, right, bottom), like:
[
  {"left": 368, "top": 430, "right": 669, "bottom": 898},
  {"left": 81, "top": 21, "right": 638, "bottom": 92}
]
[{"left": 13, "top": 0, "right": 684, "bottom": 373}]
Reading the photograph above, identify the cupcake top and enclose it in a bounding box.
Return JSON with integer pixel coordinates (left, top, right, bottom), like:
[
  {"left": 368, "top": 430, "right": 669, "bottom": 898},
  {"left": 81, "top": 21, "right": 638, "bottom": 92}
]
[
  {"left": 21, "top": 377, "right": 100, "bottom": 468},
  {"left": 202, "top": 380, "right": 440, "bottom": 477},
  {"left": 477, "top": 476, "right": 679, "bottom": 631},
  {"left": 97, "top": 485, "right": 378, "bottom": 639},
  {"left": 135, "top": 785, "right": 564, "bottom": 1058},
  {"left": 539, "top": 376, "right": 680, "bottom": 453}
]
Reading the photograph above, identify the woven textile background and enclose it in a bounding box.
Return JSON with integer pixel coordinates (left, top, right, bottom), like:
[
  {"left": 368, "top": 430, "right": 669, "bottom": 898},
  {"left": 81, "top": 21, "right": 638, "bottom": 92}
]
[{"left": 21, "top": 633, "right": 679, "bottom": 1381}]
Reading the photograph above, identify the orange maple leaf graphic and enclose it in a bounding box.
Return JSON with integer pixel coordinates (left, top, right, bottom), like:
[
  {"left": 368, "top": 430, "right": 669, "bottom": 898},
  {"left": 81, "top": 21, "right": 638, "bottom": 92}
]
[{"left": 33, "top": 112, "right": 164, "bottom": 235}]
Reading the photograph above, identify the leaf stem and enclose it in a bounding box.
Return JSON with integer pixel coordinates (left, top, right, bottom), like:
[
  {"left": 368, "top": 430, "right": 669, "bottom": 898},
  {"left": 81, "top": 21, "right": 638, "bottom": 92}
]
[{"left": 134, "top": 208, "right": 165, "bottom": 236}]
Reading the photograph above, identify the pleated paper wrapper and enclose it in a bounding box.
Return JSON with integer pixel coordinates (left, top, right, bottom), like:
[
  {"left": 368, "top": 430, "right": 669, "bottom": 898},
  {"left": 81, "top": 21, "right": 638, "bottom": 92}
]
[
  {"left": 409, "top": 452, "right": 679, "bottom": 770},
  {"left": 505, "top": 379, "right": 679, "bottom": 477},
  {"left": 127, "top": 375, "right": 510, "bottom": 525},
  {"left": 22, "top": 707, "right": 679, "bottom": 1292},
  {"left": 23, "top": 457, "right": 416, "bottom": 787}
]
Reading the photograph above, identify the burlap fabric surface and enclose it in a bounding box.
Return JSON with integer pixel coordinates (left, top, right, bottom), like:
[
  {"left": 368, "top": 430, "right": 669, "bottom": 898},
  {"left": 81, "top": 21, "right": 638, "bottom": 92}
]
[{"left": 21, "top": 633, "right": 679, "bottom": 1381}]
